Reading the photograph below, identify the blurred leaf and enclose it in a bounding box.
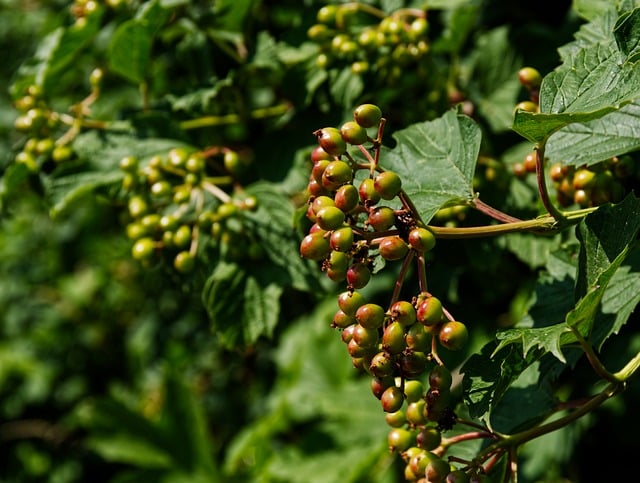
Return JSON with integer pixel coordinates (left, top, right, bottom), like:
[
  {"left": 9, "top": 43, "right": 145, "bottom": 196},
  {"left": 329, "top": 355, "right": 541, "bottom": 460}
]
[
  {"left": 385, "top": 109, "right": 480, "bottom": 223},
  {"left": 431, "top": 3, "right": 479, "bottom": 54},
  {"left": 329, "top": 66, "right": 364, "bottom": 109},
  {"left": 573, "top": 0, "right": 617, "bottom": 20}
]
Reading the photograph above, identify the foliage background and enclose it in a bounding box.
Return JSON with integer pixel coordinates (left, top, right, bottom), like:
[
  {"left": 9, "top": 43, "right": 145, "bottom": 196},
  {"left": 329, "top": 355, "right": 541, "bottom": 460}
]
[{"left": 1, "top": 0, "right": 639, "bottom": 482}]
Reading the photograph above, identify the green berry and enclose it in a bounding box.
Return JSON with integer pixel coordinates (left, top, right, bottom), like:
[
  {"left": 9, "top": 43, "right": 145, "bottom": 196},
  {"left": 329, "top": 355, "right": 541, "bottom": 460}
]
[
  {"left": 340, "top": 121, "right": 368, "bottom": 145},
  {"left": 315, "top": 206, "right": 345, "bottom": 230},
  {"left": 354, "top": 103, "right": 382, "bottom": 128},
  {"left": 332, "top": 309, "right": 355, "bottom": 329},
  {"left": 406, "top": 400, "right": 427, "bottom": 426},
  {"left": 404, "top": 379, "right": 425, "bottom": 403},
  {"left": 311, "top": 195, "right": 336, "bottom": 214},
  {"left": 385, "top": 409, "right": 407, "bottom": 428},
  {"left": 131, "top": 237, "right": 155, "bottom": 260},
  {"left": 374, "top": 171, "right": 402, "bottom": 200},
  {"left": 518, "top": 66, "right": 542, "bottom": 90},
  {"left": 438, "top": 321, "right": 468, "bottom": 351},
  {"left": 128, "top": 196, "right": 148, "bottom": 219},
  {"left": 387, "top": 428, "right": 413, "bottom": 452},
  {"left": 173, "top": 225, "right": 192, "bottom": 248},
  {"left": 174, "top": 251, "right": 195, "bottom": 273}
]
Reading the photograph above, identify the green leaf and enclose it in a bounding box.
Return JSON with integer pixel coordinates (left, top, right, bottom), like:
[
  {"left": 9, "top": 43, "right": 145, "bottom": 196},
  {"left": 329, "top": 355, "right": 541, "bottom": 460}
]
[
  {"left": 329, "top": 66, "right": 364, "bottom": 109},
  {"left": 513, "top": 8, "right": 640, "bottom": 144},
  {"left": 244, "top": 181, "right": 323, "bottom": 293},
  {"left": 431, "top": 3, "right": 480, "bottom": 54},
  {"left": 573, "top": 0, "right": 617, "bottom": 20},
  {"left": 386, "top": 109, "right": 480, "bottom": 223},
  {"left": 466, "top": 26, "right": 522, "bottom": 132},
  {"left": 33, "top": 9, "right": 104, "bottom": 93},
  {"left": 108, "top": 0, "right": 170, "bottom": 83}
]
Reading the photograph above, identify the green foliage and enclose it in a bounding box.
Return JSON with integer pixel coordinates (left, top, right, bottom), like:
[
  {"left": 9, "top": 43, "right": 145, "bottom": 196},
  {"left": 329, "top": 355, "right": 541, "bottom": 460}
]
[{"left": 2, "top": 1, "right": 640, "bottom": 482}]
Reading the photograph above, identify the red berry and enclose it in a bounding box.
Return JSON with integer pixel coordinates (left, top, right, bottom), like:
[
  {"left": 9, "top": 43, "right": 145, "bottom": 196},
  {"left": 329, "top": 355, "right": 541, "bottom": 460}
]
[
  {"left": 381, "top": 385, "right": 405, "bottom": 413},
  {"left": 300, "top": 232, "right": 330, "bottom": 261},
  {"left": 378, "top": 236, "right": 409, "bottom": 261},
  {"left": 408, "top": 227, "right": 436, "bottom": 252},
  {"left": 374, "top": 171, "right": 402, "bottom": 200},
  {"left": 438, "top": 321, "right": 468, "bottom": 351},
  {"left": 355, "top": 303, "right": 386, "bottom": 329},
  {"left": 316, "top": 127, "right": 347, "bottom": 156}
]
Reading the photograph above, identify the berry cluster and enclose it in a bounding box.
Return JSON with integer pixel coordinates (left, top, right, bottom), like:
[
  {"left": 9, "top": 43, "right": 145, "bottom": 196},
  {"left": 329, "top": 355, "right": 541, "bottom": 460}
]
[
  {"left": 308, "top": 4, "right": 429, "bottom": 80},
  {"left": 301, "top": 104, "right": 480, "bottom": 482},
  {"left": 121, "top": 145, "right": 259, "bottom": 273}
]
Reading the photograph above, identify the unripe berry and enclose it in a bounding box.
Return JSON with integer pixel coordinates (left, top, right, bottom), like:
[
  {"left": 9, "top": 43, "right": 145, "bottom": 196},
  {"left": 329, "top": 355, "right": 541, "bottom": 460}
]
[
  {"left": 330, "top": 226, "right": 354, "bottom": 252},
  {"left": 446, "top": 470, "right": 471, "bottom": 483},
  {"left": 321, "top": 160, "right": 352, "bottom": 190},
  {"left": 387, "top": 427, "right": 414, "bottom": 452},
  {"left": 346, "top": 262, "right": 371, "bottom": 289},
  {"left": 315, "top": 206, "right": 345, "bottom": 230},
  {"left": 174, "top": 251, "right": 195, "bottom": 273},
  {"left": 572, "top": 168, "right": 596, "bottom": 190},
  {"left": 518, "top": 66, "right": 542, "bottom": 90},
  {"left": 340, "top": 121, "right": 368, "bottom": 145},
  {"left": 354, "top": 103, "right": 382, "bottom": 128},
  {"left": 438, "top": 321, "right": 468, "bottom": 351},
  {"left": 311, "top": 160, "right": 330, "bottom": 183},
  {"left": 300, "top": 232, "right": 330, "bottom": 261},
  {"left": 128, "top": 196, "right": 149, "bottom": 219},
  {"left": 311, "top": 195, "right": 335, "bottom": 214},
  {"left": 385, "top": 409, "right": 407, "bottom": 428},
  {"left": 417, "top": 297, "right": 443, "bottom": 326},
  {"left": 316, "top": 127, "right": 347, "bottom": 157},
  {"left": 408, "top": 227, "right": 436, "bottom": 252},
  {"left": 404, "top": 380, "right": 425, "bottom": 403},
  {"left": 515, "top": 100, "right": 538, "bottom": 113},
  {"left": 347, "top": 338, "right": 369, "bottom": 358},
  {"left": 406, "top": 400, "right": 427, "bottom": 426},
  {"left": 131, "top": 237, "right": 155, "bottom": 260},
  {"left": 425, "top": 457, "right": 450, "bottom": 483},
  {"left": 337, "top": 290, "right": 366, "bottom": 316},
  {"left": 374, "top": 171, "right": 402, "bottom": 200},
  {"left": 368, "top": 206, "right": 395, "bottom": 231},
  {"left": 327, "top": 250, "right": 349, "bottom": 273},
  {"left": 378, "top": 235, "right": 409, "bottom": 261},
  {"left": 381, "top": 385, "right": 405, "bottom": 413},
  {"left": 355, "top": 303, "right": 386, "bottom": 329}
]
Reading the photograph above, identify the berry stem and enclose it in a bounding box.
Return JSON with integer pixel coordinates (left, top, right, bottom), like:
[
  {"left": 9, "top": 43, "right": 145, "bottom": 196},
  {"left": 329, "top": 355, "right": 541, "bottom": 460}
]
[
  {"left": 472, "top": 196, "right": 522, "bottom": 223},
  {"left": 534, "top": 143, "right": 566, "bottom": 223},
  {"left": 179, "top": 102, "right": 291, "bottom": 130},
  {"left": 614, "top": 350, "right": 640, "bottom": 382},
  {"left": 202, "top": 180, "right": 232, "bottom": 203},
  {"left": 569, "top": 325, "right": 619, "bottom": 384},
  {"left": 390, "top": 249, "right": 415, "bottom": 306}
]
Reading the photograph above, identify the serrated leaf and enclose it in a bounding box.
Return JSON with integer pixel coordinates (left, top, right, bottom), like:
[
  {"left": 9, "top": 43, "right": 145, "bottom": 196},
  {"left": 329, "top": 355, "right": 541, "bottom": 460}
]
[
  {"left": 573, "top": 0, "right": 617, "bottom": 20},
  {"left": 385, "top": 109, "right": 480, "bottom": 223},
  {"left": 544, "top": 101, "right": 640, "bottom": 166},
  {"left": 513, "top": 8, "right": 640, "bottom": 144},
  {"left": 47, "top": 171, "right": 124, "bottom": 219}
]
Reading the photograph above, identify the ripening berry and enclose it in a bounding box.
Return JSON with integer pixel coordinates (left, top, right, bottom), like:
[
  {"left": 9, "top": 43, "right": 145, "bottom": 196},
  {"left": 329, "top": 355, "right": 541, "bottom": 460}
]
[
  {"left": 405, "top": 323, "right": 431, "bottom": 352},
  {"left": 399, "top": 351, "right": 427, "bottom": 378},
  {"left": 321, "top": 160, "right": 352, "bottom": 190},
  {"left": 429, "top": 365, "right": 453, "bottom": 390},
  {"left": 425, "top": 457, "right": 451, "bottom": 483},
  {"left": 385, "top": 409, "right": 407, "bottom": 428},
  {"left": 371, "top": 375, "right": 394, "bottom": 399},
  {"left": 438, "top": 321, "right": 468, "bottom": 351},
  {"left": 416, "top": 427, "right": 442, "bottom": 451},
  {"left": 368, "top": 206, "right": 395, "bottom": 231},
  {"left": 387, "top": 427, "right": 414, "bottom": 452},
  {"left": 311, "top": 160, "right": 330, "bottom": 183},
  {"left": 381, "top": 385, "right": 405, "bottom": 413},
  {"left": 300, "top": 232, "right": 330, "bottom": 261},
  {"left": 378, "top": 236, "right": 409, "bottom": 261},
  {"left": 383, "top": 321, "right": 406, "bottom": 354},
  {"left": 311, "top": 145, "right": 333, "bottom": 163},
  {"left": 346, "top": 262, "right": 371, "bottom": 289},
  {"left": 406, "top": 400, "right": 427, "bottom": 426},
  {"left": 332, "top": 309, "right": 355, "bottom": 329},
  {"left": 408, "top": 227, "right": 436, "bottom": 252},
  {"left": 355, "top": 303, "right": 386, "bottom": 329},
  {"left": 404, "top": 379, "right": 424, "bottom": 403},
  {"left": 334, "top": 184, "right": 359, "bottom": 212},
  {"left": 417, "top": 296, "right": 443, "bottom": 326},
  {"left": 390, "top": 300, "right": 417, "bottom": 326},
  {"left": 330, "top": 226, "right": 354, "bottom": 252},
  {"left": 369, "top": 351, "right": 395, "bottom": 378},
  {"left": 354, "top": 103, "right": 382, "bottom": 128},
  {"left": 337, "top": 290, "right": 366, "bottom": 316},
  {"left": 352, "top": 324, "right": 379, "bottom": 348},
  {"left": 573, "top": 168, "right": 596, "bottom": 190},
  {"left": 311, "top": 195, "right": 335, "bottom": 214},
  {"left": 359, "top": 178, "right": 381, "bottom": 205},
  {"left": 316, "top": 127, "right": 347, "bottom": 157},
  {"left": 515, "top": 101, "right": 538, "bottom": 113},
  {"left": 374, "top": 171, "right": 402, "bottom": 200}
]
